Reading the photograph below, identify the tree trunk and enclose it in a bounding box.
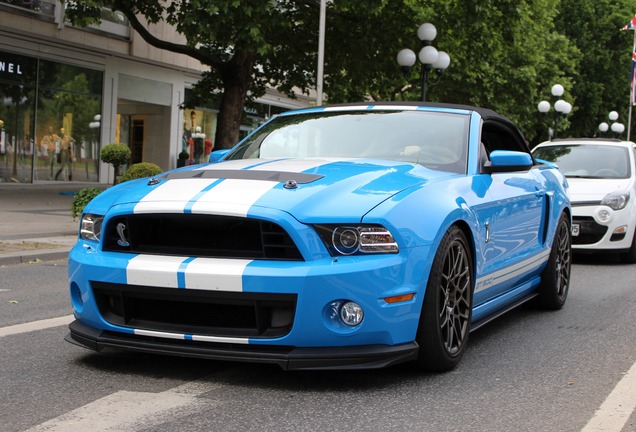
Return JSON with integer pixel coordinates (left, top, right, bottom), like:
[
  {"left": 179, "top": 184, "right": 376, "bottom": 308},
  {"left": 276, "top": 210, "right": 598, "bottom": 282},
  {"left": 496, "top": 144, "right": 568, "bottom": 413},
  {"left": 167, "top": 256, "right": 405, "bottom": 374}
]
[{"left": 215, "top": 52, "right": 257, "bottom": 150}]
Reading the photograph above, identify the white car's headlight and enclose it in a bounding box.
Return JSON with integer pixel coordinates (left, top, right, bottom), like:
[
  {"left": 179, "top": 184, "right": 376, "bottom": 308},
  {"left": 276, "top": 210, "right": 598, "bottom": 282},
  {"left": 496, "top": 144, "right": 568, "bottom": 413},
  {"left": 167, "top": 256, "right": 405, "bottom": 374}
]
[
  {"left": 601, "top": 191, "right": 630, "bottom": 211},
  {"left": 315, "top": 224, "right": 399, "bottom": 256},
  {"left": 80, "top": 214, "right": 104, "bottom": 241}
]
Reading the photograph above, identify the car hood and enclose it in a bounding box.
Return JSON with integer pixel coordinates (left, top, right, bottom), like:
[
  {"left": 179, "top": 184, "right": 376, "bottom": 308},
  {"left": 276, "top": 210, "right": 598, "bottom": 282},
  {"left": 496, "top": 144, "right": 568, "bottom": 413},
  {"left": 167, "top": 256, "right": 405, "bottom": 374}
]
[
  {"left": 93, "top": 158, "right": 451, "bottom": 222},
  {"left": 566, "top": 177, "right": 632, "bottom": 202}
]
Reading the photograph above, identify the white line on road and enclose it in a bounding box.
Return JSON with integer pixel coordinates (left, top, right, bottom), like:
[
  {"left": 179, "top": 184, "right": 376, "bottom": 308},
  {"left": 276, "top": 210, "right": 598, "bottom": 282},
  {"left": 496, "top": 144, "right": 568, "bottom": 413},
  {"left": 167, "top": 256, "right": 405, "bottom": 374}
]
[
  {"left": 0, "top": 315, "right": 73, "bottom": 338},
  {"left": 24, "top": 380, "right": 220, "bottom": 432},
  {"left": 4, "top": 315, "right": 635, "bottom": 431},
  {"left": 581, "top": 360, "right": 636, "bottom": 432}
]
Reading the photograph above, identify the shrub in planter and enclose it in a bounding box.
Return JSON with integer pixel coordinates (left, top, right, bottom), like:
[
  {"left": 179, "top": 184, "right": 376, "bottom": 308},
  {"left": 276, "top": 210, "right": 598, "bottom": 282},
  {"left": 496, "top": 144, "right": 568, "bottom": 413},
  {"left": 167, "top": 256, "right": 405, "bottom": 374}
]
[
  {"left": 100, "top": 143, "right": 131, "bottom": 184},
  {"left": 120, "top": 162, "right": 164, "bottom": 183},
  {"left": 71, "top": 187, "right": 103, "bottom": 220}
]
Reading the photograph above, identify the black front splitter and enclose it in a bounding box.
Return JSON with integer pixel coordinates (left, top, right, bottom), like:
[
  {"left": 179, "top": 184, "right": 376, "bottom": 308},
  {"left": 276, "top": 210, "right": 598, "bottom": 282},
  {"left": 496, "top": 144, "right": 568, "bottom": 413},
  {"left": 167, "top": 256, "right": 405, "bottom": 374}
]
[{"left": 65, "top": 320, "right": 419, "bottom": 371}]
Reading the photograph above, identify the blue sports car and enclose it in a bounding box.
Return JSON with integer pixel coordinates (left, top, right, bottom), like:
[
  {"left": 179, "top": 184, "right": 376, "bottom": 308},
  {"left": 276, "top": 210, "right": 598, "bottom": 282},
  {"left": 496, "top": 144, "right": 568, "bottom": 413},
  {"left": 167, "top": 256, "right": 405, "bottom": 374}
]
[{"left": 66, "top": 102, "right": 571, "bottom": 371}]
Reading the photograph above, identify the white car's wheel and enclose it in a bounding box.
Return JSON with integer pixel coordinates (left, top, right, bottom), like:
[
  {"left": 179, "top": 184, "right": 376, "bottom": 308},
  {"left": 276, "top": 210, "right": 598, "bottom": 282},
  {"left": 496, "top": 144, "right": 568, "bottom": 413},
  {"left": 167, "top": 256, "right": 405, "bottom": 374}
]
[{"left": 620, "top": 229, "right": 636, "bottom": 263}]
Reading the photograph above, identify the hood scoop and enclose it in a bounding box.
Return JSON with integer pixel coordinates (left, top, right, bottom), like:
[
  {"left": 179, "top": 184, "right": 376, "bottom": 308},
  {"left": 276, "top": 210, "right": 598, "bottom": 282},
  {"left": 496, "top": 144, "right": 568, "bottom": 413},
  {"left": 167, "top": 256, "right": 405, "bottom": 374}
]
[{"left": 157, "top": 169, "right": 324, "bottom": 184}]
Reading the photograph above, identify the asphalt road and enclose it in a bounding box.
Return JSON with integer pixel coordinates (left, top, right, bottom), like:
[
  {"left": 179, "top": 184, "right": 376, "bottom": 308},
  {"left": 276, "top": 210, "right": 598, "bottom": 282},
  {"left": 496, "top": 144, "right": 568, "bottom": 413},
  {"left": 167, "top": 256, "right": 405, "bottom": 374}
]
[{"left": 1, "top": 256, "right": 635, "bottom": 432}]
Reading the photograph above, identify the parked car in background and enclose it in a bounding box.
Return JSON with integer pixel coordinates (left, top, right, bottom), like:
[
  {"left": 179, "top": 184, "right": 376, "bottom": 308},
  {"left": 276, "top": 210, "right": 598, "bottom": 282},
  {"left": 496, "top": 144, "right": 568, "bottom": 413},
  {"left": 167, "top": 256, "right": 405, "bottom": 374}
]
[
  {"left": 533, "top": 138, "right": 636, "bottom": 262},
  {"left": 66, "top": 102, "right": 571, "bottom": 372}
]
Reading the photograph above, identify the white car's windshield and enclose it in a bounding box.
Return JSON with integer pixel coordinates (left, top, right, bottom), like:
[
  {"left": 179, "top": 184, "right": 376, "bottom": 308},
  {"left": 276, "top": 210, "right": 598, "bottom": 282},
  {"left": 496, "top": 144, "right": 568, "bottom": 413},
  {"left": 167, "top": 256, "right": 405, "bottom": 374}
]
[
  {"left": 226, "top": 110, "right": 470, "bottom": 173},
  {"left": 533, "top": 144, "right": 631, "bottom": 179}
]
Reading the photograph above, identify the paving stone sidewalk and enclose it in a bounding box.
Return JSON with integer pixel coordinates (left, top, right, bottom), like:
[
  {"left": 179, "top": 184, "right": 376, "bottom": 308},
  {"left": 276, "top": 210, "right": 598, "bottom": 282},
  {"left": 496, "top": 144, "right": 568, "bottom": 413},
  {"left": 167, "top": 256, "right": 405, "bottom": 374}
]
[{"left": 0, "top": 182, "right": 101, "bottom": 265}]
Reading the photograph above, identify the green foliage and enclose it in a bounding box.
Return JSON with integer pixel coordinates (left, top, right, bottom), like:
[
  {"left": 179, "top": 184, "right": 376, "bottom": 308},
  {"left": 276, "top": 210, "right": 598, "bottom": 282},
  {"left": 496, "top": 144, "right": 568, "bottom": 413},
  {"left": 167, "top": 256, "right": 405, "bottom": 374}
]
[
  {"left": 120, "top": 162, "right": 164, "bottom": 183},
  {"left": 100, "top": 143, "right": 131, "bottom": 168},
  {"left": 100, "top": 143, "right": 131, "bottom": 185},
  {"left": 63, "top": 0, "right": 636, "bottom": 147},
  {"left": 71, "top": 187, "right": 103, "bottom": 220}
]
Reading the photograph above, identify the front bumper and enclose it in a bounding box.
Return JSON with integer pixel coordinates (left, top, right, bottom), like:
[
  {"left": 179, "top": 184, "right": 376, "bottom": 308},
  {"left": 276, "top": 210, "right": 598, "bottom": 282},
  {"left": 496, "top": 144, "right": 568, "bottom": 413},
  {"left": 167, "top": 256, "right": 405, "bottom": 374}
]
[
  {"left": 571, "top": 205, "right": 634, "bottom": 252},
  {"left": 66, "top": 320, "right": 419, "bottom": 370}
]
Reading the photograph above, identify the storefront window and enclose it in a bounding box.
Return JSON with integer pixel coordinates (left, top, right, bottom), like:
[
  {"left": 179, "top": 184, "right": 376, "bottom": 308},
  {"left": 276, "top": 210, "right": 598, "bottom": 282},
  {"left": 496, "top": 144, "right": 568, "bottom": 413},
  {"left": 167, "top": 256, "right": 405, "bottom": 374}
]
[
  {"left": 0, "top": 51, "right": 103, "bottom": 182},
  {"left": 0, "top": 52, "right": 37, "bottom": 183},
  {"left": 181, "top": 108, "right": 217, "bottom": 165},
  {"left": 182, "top": 89, "right": 291, "bottom": 164}
]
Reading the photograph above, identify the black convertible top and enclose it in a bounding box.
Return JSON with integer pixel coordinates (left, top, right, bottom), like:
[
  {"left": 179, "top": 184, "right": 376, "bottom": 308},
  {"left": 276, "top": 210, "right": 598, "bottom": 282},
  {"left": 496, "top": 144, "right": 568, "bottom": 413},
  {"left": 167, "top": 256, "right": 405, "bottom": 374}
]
[{"left": 325, "top": 101, "right": 507, "bottom": 122}]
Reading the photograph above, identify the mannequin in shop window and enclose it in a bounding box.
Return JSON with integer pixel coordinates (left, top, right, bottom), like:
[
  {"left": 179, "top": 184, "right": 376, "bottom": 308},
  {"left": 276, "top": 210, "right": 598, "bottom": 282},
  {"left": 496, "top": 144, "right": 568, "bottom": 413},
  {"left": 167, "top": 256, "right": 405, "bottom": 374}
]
[
  {"left": 54, "top": 128, "right": 75, "bottom": 181},
  {"left": 192, "top": 126, "right": 205, "bottom": 164},
  {"left": 40, "top": 126, "right": 61, "bottom": 180}
]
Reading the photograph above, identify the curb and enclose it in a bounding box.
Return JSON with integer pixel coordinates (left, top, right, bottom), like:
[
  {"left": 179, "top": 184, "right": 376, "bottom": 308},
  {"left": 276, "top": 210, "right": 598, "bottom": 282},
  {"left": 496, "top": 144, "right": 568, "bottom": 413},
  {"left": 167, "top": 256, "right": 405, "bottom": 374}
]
[{"left": 0, "top": 248, "right": 71, "bottom": 266}]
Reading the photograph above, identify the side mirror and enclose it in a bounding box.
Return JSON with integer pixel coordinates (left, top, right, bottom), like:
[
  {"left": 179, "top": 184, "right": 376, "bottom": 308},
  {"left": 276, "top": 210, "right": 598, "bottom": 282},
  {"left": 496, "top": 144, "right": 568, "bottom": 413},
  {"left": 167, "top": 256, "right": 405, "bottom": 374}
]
[
  {"left": 209, "top": 149, "right": 230, "bottom": 163},
  {"left": 483, "top": 150, "right": 533, "bottom": 173}
]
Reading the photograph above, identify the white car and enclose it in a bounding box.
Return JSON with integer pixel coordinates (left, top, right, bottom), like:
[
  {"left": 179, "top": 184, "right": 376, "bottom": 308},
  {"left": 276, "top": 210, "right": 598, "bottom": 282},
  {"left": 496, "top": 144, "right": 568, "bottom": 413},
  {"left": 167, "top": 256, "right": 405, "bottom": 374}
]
[{"left": 533, "top": 138, "right": 636, "bottom": 262}]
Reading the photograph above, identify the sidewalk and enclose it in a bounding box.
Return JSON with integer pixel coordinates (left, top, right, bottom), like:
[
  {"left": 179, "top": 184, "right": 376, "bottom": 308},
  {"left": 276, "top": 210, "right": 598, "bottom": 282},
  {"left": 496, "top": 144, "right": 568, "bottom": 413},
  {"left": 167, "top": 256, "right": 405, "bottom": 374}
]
[{"left": 0, "top": 182, "right": 104, "bottom": 266}]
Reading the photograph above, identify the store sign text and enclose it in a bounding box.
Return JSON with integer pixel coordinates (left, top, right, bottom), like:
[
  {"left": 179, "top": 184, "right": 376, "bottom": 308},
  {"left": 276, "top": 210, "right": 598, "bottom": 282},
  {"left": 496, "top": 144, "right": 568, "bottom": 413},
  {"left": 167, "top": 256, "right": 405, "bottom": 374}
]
[{"left": 0, "top": 61, "right": 23, "bottom": 75}]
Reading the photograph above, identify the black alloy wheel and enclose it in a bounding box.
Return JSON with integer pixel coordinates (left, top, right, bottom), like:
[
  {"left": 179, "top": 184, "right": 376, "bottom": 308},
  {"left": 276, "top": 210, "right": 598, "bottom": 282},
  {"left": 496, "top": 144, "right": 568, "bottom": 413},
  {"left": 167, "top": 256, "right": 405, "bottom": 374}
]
[
  {"left": 416, "top": 225, "right": 473, "bottom": 372},
  {"left": 538, "top": 213, "right": 571, "bottom": 309}
]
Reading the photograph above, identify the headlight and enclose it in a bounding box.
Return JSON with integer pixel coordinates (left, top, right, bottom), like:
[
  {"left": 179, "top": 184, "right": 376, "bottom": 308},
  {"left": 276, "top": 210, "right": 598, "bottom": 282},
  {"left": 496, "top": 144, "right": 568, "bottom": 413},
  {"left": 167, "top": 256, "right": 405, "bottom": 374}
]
[
  {"left": 601, "top": 191, "right": 630, "bottom": 210},
  {"left": 80, "top": 214, "right": 103, "bottom": 241},
  {"left": 315, "top": 224, "right": 399, "bottom": 256}
]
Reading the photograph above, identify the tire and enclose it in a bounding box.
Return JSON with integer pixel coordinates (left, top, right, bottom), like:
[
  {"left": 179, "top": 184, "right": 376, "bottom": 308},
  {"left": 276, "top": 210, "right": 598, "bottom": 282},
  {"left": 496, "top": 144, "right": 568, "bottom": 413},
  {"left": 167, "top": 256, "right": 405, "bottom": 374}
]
[
  {"left": 538, "top": 213, "right": 571, "bottom": 310},
  {"left": 415, "top": 226, "right": 473, "bottom": 372},
  {"left": 619, "top": 230, "right": 636, "bottom": 263}
]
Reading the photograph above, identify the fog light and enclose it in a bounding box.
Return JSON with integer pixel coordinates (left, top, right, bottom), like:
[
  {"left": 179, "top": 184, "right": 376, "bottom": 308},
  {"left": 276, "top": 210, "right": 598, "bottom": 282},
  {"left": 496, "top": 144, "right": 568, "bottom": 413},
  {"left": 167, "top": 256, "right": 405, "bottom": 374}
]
[
  {"left": 613, "top": 225, "right": 627, "bottom": 235},
  {"left": 340, "top": 301, "right": 364, "bottom": 326},
  {"left": 596, "top": 208, "right": 611, "bottom": 223}
]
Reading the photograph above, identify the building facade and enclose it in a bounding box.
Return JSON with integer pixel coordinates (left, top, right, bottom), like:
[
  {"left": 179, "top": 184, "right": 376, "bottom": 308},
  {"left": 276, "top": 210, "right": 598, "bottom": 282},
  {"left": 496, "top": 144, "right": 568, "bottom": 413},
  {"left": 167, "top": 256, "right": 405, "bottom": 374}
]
[{"left": 0, "top": 1, "right": 312, "bottom": 184}]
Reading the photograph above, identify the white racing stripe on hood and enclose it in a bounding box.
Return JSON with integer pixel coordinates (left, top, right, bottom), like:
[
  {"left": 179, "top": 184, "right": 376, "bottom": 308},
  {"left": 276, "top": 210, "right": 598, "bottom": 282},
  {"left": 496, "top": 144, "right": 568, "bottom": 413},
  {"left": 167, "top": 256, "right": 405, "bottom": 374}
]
[
  {"left": 189, "top": 179, "right": 278, "bottom": 217},
  {"left": 134, "top": 159, "right": 337, "bottom": 215},
  {"left": 190, "top": 158, "right": 337, "bottom": 216},
  {"left": 134, "top": 178, "right": 219, "bottom": 214}
]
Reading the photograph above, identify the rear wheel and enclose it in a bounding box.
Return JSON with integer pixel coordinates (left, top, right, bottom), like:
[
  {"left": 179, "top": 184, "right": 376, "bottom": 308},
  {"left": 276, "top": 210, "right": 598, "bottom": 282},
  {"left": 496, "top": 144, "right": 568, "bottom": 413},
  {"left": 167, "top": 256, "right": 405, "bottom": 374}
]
[
  {"left": 415, "top": 226, "right": 473, "bottom": 372},
  {"left": 538, "top": 213, "right": 571, "bottom": 310}
]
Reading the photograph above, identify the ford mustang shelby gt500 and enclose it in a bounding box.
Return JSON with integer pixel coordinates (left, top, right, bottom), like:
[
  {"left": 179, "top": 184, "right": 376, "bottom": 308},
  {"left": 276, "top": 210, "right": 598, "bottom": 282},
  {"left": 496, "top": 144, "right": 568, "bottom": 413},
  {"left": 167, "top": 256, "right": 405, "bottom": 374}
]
[{"left": 66, "top": 102, "right": 571, "bottom": 371}]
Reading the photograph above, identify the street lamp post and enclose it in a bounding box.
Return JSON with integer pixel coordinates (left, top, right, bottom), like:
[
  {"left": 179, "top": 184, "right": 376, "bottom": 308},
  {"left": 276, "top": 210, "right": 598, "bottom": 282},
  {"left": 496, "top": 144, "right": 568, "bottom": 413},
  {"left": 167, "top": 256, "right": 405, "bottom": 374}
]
[
  {"left": 537, "top": 84, "right": 572, "bottom": 140},
  {"left": 397, "top": 23, "right": 451, "bottom": 102},
  {"left": 599, "top": 111, "right": 624, "bottom": 139}
]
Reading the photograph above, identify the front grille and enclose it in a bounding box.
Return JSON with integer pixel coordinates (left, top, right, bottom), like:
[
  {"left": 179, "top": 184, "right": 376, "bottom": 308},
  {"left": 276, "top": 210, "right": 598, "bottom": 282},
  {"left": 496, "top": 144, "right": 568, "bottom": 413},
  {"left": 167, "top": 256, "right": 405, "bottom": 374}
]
[
  {"left": 573, "top": 216, "right": 607, "bottom": 245},
  {"left": 102, "top": 214, "right": 303, "bottom": 260},
  {"left": 92, "top": 282, "right": 297, "bottom": 338}
]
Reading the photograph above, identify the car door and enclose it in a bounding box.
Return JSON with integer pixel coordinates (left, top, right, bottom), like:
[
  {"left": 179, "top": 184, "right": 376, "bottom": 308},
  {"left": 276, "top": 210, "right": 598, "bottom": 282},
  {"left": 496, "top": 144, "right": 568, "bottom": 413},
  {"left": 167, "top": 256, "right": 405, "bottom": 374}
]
[{"left": 475, "top": 122, "right": 547, "bottom": 301}]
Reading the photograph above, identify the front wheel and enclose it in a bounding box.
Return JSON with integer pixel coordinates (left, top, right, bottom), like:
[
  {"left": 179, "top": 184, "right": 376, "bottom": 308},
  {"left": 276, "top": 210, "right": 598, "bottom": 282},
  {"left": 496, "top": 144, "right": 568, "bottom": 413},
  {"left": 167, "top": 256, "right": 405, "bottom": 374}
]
[
  {"left": 538, "top": 213, "right": 571, "bottom": 310},
  {"left": 619, "top": 229, "right": 636, "bottom": 263},
  {"left": 415, "top": 226, "right": 473, "bottom": 372}
]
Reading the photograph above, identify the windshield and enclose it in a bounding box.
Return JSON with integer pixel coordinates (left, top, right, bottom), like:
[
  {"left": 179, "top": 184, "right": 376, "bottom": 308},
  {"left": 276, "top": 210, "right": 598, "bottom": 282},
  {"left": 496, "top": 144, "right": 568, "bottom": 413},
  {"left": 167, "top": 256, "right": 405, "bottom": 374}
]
[
  {"left": 533, "top": 144, "right": 631, "bottom": 179},
  {"left": 225, "top": 110, "right": 470, "bottom": 173}
]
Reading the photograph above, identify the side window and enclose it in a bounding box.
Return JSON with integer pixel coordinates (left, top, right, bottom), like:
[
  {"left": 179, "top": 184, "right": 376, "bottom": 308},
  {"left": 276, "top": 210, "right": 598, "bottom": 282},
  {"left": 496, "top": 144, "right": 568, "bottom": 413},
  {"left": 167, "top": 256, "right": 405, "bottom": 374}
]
[{"left": 481, "top": 122, "right": 528, "bottom": 156}]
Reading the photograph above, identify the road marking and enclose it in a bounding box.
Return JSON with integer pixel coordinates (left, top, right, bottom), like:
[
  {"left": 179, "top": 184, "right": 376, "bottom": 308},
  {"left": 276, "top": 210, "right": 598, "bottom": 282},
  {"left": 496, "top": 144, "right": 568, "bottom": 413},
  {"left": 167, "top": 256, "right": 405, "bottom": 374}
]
[
  {"left": 0, "top": 315, "right": 73, "bottom": 338},
  {"left": 25, "top": 381, "right": 219, "bottom": 431},
  {"left": 581, "top": 360, "right": 636, "bottom": 432}
]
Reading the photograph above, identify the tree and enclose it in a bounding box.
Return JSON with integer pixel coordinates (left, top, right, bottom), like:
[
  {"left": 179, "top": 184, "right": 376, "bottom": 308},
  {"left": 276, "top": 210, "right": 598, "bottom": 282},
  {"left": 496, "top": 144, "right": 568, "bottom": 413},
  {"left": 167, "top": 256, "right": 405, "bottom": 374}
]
[
  {"left": 321, "top": 0, "right": 579, "bottom": 144},
  {"left": 62, "top": 0, "right": 426, "bottom": 149},
  {"left": 555, "top": 0, "right": 635, "bottom": 140},
  {"left": 63, "top": 1, "right": 316, "bottom": 149}
]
